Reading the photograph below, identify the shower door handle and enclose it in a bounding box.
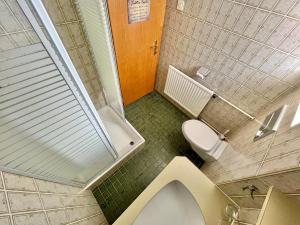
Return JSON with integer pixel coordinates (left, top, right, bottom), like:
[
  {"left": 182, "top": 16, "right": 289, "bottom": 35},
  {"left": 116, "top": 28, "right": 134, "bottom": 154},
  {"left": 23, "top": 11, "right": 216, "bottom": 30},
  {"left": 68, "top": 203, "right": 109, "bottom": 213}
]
[{"left": 150, "top": 40, "right": 158, "bottom": 55}]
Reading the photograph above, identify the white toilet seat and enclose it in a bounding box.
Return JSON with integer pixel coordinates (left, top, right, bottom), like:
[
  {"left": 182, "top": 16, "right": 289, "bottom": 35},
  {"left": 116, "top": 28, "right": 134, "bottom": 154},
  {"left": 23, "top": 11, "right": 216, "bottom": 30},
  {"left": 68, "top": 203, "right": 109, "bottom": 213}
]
[
  {"left": 182, "top": 120, "right": 218, "bottom": 152},
  {"left": 182, "top": 120, "right": 227, "bottom": 162}
]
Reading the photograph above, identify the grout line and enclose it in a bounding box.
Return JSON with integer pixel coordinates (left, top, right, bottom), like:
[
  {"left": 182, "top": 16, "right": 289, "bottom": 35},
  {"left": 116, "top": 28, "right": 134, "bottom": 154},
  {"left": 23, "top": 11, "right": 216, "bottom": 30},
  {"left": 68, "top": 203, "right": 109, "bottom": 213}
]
[
  {"left": 33, "top": 178, "right": 51, "bottom": 225},
  {"left": 1, "top": 171, "right": 14, "bottom": 225},
  {"left": 263, "top": 147, "right": 300, "bottom": 161},
  {"left": 0, "top": 29, "right": 34, "bottom": 37},
  {"left": 255, "top": 133, "right": 277, "bottom": 176},
  {"left": 217, "top": 166, "right": 300, "bottom": 186},
  {"left": 0, "top": 188, "right": 91, "bottom": 197},
  {"left": 0, "top": 24, "right": 18, "bottom": 48},
  {"left": 165, "top": 39, "right": 273, "bottom": 113},
  {"left": 3, "top": 0, "right": 34, "bottom": 44},
  {"left": 0, "top": 203, "right": 100, "bottom": 217},
  {"left": 217, "top": 0, "right": 300, "bottom": 22},
  {"left": 165, "top": 23, "right": 294, "bottom": 90},
  {"left": 66, "top": 212, "right": 102, "bottom": 225},
  {"left": 50, "top": 0, "right": 104, "bottom": 106},
  {"left": 239, "top": 207, "right": 262, "bottom": 210},
  {"left": 230, "top": 194, "right": 267, "bottom": 198},
  {"left": 166, "top": 5, "right": 300, "bottom": 59},
  {"left": 238, "top": 222, "right": 255, "bottom": 225}
]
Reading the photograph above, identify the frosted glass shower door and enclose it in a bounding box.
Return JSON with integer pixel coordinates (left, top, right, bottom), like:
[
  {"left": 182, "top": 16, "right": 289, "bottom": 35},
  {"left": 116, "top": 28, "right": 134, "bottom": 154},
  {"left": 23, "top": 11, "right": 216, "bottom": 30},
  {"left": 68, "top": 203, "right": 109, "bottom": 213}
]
[
  {"left": 0, "top": 0, "right": 119, "bottom": 187},
  {"left": 77, "top": 0, "right": 125, "bottom": 118},
  {"left": 0, "top": 43, "right": 116, "bottom": 187}
]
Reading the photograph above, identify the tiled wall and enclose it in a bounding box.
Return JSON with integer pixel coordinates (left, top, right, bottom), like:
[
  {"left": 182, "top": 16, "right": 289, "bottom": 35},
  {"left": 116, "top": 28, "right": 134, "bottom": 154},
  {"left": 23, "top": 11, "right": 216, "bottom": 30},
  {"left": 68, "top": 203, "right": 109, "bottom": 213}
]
[
  {"left": 0, "top": 0, "right": 105, "bottom": 109},
  {"left": 0, "top": 1, "right": 109, "bottom": 224},
  {"left": 41, "top": 0, "right": 105, "bottom": 109},
  {"left": 206, "top": 84, "right": 300, "bottom": 223},
  {"left": 218, "top": 177, "right": 268, "bottom": 224},
  {"left": 156, "top": 0, "right": 300, "bottom": 131},
  {"left": 218, "top": 169, "right": 300, "bottom": 224},
  {"left": 0, "top": 171, "right": 108, "bottom": 225},
  {"left": 199, "top": 79, "right": 300, "bottom": 224},
  {"left": 201, "top": 84, "right": 300, "bottom": 184},
  {"left": 200, "top": 97, "right": 251, "bottom": 133},
  {"left": 0, "top": 0, "right": 40, "bottom": 50}
]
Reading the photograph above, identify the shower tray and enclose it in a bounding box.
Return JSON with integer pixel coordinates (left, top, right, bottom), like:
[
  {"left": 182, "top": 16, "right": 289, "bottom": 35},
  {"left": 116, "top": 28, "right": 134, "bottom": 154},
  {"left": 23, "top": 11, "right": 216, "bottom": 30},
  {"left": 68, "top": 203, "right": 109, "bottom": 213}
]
[
  {"left": 85, "top": 106, "right": 145, "bottom": 188},
  {"left": 98, "top": 106, "right": 145, "bottom": 157}
]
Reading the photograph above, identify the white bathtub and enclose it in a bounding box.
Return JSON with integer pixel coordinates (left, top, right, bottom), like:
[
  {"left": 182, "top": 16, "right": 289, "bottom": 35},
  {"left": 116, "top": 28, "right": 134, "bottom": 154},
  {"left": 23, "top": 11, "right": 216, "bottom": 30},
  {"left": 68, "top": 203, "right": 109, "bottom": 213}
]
[{"left": 133, "top": 180, "right": 205, "bottom": 225}]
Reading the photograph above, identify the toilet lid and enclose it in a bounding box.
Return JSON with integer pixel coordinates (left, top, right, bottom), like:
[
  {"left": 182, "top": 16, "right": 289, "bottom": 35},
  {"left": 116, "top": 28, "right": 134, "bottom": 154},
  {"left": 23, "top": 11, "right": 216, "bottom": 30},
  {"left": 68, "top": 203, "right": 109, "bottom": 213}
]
[{"left": 182, "top": 120, "right": 219, "bottom": 151}]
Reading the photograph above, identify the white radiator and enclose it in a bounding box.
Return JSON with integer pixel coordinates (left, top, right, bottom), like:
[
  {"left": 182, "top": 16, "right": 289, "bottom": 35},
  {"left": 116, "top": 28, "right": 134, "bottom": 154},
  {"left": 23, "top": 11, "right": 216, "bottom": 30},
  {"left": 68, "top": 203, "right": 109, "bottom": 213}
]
[{"left": 164, "top": 66, "right": 214, "bottom": 117}]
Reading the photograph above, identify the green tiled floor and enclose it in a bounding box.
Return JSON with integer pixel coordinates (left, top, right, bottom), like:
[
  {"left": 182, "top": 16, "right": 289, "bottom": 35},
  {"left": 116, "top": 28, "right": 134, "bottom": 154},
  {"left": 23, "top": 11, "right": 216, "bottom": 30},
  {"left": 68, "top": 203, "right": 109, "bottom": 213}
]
[{"left": 92, "top": 92, "right": 204, "bottom": 224}]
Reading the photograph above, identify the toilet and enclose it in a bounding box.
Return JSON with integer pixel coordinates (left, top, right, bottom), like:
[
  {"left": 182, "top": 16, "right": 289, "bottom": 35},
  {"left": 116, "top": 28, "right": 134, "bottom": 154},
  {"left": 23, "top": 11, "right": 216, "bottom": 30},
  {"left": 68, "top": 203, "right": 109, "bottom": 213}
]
[{"left": 182, "top": 120, "right": 227, "bottom": 162}]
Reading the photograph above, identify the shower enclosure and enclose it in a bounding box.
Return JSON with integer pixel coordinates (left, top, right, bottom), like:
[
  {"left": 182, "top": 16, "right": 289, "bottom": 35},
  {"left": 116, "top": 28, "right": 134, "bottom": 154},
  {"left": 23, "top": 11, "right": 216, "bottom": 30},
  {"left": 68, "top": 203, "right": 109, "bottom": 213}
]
[{"left": 0, "top": 0, "right": 144, "bottom": 187}]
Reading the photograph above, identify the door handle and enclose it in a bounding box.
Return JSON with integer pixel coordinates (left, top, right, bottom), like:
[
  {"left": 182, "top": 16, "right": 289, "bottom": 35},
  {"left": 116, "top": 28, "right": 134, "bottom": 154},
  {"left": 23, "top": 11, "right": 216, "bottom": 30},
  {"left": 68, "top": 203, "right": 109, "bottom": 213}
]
[{"left": 150, "top": 40, "right": 158, "bottom": 55}]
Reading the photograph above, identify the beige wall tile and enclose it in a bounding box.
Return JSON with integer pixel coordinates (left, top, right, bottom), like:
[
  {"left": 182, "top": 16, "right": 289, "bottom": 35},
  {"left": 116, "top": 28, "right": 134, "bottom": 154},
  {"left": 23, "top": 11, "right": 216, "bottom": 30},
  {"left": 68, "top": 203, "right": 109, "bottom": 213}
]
[
  {"left": 1, "top": 173, "right": 107, "bottom": 225},
  {"left": 238, "top": 208, "right": 261, "bottom": 224},
  {"left": 10, "top": 33, "right": 31, "bottom": 47},
  {"left": 79, "top": 214, "right": 107, "bottom": 225},
  {"left": 218, "top": 178, "right": 270, "bottom": 196},
  {"left": 7, "top": 192, "right": 42, "bottom": 213},
  {"left": 35, "top": 179, "right": 70, "bottom": 194},
  {"left": 261, "top": 170, "right": 300, "bottom": 194},
  {"left": 58, "top": 0, "right": 77, "bottom": 21},
  {"left": 47, "top": 209, "right": 69, "bottom": 225},
  {"left": 206, "top": 85, "right": 300, "bottom": 189},
  {"left": 231, "top": 195, "right": 266, "bottom": 208},
  {"left": 200, "top": 97, "right": 251, "bottom": 133},
  {"left": 0, "top": 192, "right": 8, "bottom": 214},
  {"left": 3, "top": 173, "right": 36, "bottom": 191},
  {"left": 13, "top": 212, "right": 48, "bottom": 225},
  {"left": 41, "top": 0, "right": 106, "bottom": 109},
  {"left": 61, "top": 195, "right": 77, "bottom": 207},
  {"left": 40, "top": 194, "right": 64, "bottom": 209},
  {"left": 35, "top": 179, "right": 58, "bottom": 193},
  {"left": 0, "top": 216, "right": 11, "bottom": 225},
  {"left": 258, "top": 151, "right": 300, "bottom": 175},
  {"left": 266, "top": 138, "right": 300, "bottom": 160},
  {"left": 68, "top": 23, "right": 85, "bottom": 46},
  {"left": 0, "top": 36, "right": 15, "bottom": 51},
  {"left": 54, "top": 183, "right": 71, "bottom": 194},
  {"left": 41, "top": 0, "right": 64, "bottom": 23},
  {"left": 0, "top": 139, "right": 106, "bottom": 225},
  {"left": 66, "top": 207, "right": 83, "bottom": 223},
  {"left": 156, "top": 0, "right": 300, "bottom": 134},
  {"left": 0, "top": 0, "right": 22, "bottom": 32},
  {"left": 78, "top": 46, "right": 92, "bottom": 65},
  {"left": 56, "top": 25, "right": 75, "bottom": 49}
]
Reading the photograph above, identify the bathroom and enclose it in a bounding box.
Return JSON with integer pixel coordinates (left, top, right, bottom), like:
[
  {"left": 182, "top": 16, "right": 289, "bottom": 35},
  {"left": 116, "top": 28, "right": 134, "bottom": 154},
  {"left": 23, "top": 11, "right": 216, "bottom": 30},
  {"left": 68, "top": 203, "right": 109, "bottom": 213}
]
[{"left": 1, "top": 0, "right": 300, "bottom": 224}]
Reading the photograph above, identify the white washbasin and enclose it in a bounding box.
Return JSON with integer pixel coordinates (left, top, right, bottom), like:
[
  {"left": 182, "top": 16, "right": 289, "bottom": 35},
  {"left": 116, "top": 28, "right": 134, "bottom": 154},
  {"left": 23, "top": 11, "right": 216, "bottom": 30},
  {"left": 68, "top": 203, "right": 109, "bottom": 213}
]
[{"left": 133, "top": 180, "right": 206, "bottom": 225}]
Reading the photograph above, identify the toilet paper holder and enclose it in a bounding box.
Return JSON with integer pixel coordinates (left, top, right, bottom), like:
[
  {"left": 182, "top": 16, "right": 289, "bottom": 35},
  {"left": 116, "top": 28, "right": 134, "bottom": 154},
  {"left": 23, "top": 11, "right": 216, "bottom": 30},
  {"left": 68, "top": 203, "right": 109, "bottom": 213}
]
[{"left": 196, "top": 67, "right": 210, "bottom": 79}]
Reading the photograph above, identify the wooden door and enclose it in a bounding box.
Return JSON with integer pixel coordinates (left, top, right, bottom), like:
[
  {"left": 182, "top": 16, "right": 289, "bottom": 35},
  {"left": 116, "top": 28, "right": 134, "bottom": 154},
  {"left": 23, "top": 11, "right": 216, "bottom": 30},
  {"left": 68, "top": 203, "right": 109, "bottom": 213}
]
[{"left": 107, "top": 0, "right": 166, "bottom": 106}]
